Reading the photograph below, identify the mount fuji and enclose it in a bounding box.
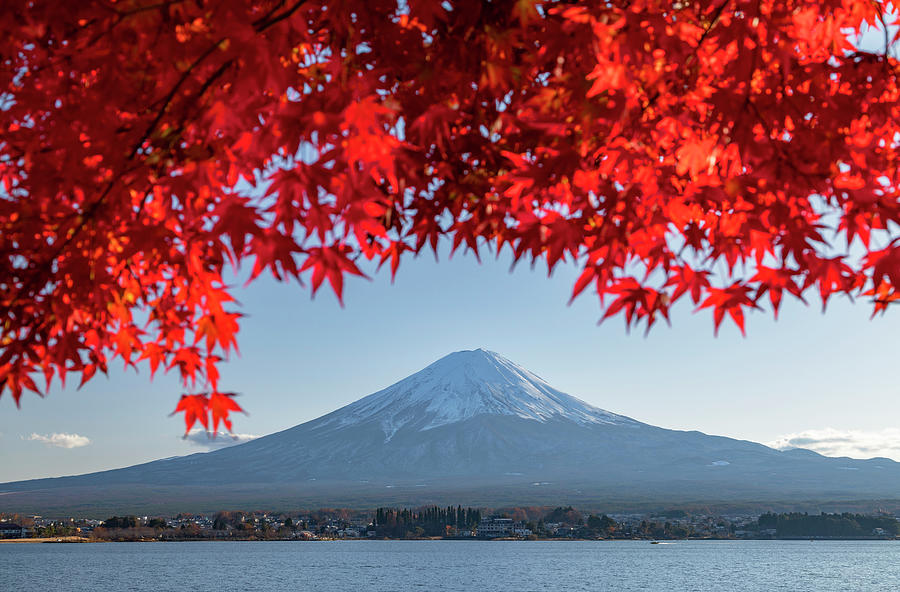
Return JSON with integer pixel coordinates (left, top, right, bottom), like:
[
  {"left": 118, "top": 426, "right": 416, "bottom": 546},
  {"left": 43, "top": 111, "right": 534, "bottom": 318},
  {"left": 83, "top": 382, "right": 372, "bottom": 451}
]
[{"left": 3, "top": 349, "right": 900, "bottom": 514}]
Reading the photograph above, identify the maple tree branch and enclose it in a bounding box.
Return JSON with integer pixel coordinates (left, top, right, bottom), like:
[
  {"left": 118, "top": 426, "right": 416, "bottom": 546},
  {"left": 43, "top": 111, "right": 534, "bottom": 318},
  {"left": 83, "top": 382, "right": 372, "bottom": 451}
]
[
  {"left": 253, "top": 0, "right": 307, "bottom": 33},
  {"left": 627, "top": 0, "right": 731, "bottom": 130},
  {"left": 594, "top": 0, "right": 732, "bottom": 165},
  {"left": 251, "top": 1, "right": 288, "bottom": 28},
  {"left": 7, "top": 2, "right": 289, "bottom": 311},
  {"left": 131, "top": 39, "right": 227, "bottom": 158},
  {"left": 872, "top": 5, "right": 891, "bottom": 61},
  {"left": 193, "top": 59, "right": 235, "bottom": 108},
  {"left": 696, "top": 0, "right": 731, "bottom": 51}
]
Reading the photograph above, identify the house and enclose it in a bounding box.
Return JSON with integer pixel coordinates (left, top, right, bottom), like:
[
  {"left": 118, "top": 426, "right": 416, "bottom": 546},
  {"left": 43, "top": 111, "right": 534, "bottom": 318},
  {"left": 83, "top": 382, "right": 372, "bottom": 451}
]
[
  {"left": 477, "top": 517, "right": 514, "bottom": 538},
  {"left": 338, "top": 528, "right": 362, "bottom": 538},
  {"left": 477, "top": 517, "right": 531, "bottom": 538},
  {"left": 0, "top": 523, "right": 30, "bottom": 539}
]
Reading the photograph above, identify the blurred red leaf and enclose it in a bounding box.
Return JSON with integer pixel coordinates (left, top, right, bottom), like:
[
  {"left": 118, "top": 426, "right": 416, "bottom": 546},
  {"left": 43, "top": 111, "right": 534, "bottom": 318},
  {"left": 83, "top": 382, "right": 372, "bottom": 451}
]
[
  {"left": 172, "top": 394, "right": 210, "bottom": 436},
  {"left": 209, "top": 391, "right": 244, "bottom": 433}
]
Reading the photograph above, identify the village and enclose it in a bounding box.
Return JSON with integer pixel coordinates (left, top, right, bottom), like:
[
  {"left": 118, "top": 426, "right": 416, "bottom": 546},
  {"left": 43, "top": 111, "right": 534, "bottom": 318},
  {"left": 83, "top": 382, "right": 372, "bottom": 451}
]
[{"left": 3, "top": 508, "right": 899, "bottom": 542}]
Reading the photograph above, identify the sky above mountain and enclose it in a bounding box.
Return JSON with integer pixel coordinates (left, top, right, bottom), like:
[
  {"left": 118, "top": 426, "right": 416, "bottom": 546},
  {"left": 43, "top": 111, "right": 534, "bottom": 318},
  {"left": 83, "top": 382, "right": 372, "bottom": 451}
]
[{"left": 2, "top": 242, "right": 900, "bottom": 482}]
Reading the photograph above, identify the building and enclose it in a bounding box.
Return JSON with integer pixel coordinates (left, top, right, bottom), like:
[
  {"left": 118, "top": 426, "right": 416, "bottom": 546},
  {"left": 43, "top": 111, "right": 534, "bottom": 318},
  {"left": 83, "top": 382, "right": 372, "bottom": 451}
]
[
  {"left": 476, "top": 517, "right": 530, "bottom": 538},
  {"left": 338, "top": 528, "right": 362, "bottom": 538},
  {"left": 477, "top": 517, "right": 513, "bottom": 538},
  {"left": 0, "top": 523, "right": 30, "bottom": 539}
]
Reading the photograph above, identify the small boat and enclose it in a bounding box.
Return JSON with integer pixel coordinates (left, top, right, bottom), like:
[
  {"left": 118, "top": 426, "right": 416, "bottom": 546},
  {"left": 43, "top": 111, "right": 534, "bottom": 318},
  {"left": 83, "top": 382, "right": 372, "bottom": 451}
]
[{"left": 650, "top": 541, "right": 660, "bottom": 544}]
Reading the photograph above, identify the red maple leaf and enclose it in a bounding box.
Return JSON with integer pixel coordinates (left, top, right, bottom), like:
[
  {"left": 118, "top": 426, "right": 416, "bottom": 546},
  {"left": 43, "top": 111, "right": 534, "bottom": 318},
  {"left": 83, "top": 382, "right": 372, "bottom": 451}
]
[
  {"left": 697, "top": 284, "right": 760, "bottom": 336},
  {"left": 209, "top": 391, "right": 244, "bottom": 433},
  {"left": 171, "top": 394, "right": 210, "bottom": 436}
]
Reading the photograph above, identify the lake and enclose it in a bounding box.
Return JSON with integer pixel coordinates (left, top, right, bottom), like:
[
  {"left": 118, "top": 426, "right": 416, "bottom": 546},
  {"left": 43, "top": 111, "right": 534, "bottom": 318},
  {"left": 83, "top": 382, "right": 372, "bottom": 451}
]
[{"left": 2, "top": 539, "right": 897, "bottom": 591}]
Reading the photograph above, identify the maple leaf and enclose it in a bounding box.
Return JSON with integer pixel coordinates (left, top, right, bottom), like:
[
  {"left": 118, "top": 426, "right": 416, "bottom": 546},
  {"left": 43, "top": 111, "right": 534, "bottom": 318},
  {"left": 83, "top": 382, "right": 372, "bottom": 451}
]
[
  {"left": 299, "top": 245, "right": 366, "bottom": 304},
  {"left": 211, "top": 195, "right": 263, "bottom": 263},
  {"left": 208, "top": 391, "right": 244, "bottom": 433},
  {"left": 171, "top": 394, "right": 210, "bottom": 436},
  {"left": 600, "top": 278, "right": 671, "bottom": 335},
  {"left": 195, "top": 311, "right": 241, "bottom": 355},
  {"left": 802, "top": 257, "right": 860, "bottom": 310},
  {"left": 377, "top": 241, "right": 412, "bottom": 281},
  {"left": 667, "top": 265, "right": 711, "bottom": 306},
  {"left": 697, "top": 284, "right": 760, "bottom": 336},
  {"left": 864, "top": 244, "right": 900, "bottom": 292},
  {"left": 864, "top": 280, "right": 900, "bottom": 318},
  {"left": 750, "top": 266, "right": 805, "bottom": 318},
  {"left": 676, "top": 137, "right": 718, "bottom": 179}
]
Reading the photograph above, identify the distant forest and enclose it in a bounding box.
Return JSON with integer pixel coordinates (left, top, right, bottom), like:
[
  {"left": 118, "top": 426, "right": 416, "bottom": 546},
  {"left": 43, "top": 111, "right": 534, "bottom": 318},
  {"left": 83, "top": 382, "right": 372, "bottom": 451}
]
[
  {"left": 758, "top": 513, "right": 900, "bottom": 538},
  {"left": 373, "top": 506, "right": 482, "bottom": 538}
]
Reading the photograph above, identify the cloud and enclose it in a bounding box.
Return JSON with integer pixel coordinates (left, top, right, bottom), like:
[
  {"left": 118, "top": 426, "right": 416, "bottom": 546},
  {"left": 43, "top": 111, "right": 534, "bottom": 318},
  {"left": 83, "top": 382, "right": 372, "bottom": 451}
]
[
  {"left": 182, "top": 429, "right": 259, "bottom": 449},
  {"left": 28, "top": 432, "right": 91, "bottom": 449},
  {"left": 768, "top": 428, "right": 900, "bottom": 461}
]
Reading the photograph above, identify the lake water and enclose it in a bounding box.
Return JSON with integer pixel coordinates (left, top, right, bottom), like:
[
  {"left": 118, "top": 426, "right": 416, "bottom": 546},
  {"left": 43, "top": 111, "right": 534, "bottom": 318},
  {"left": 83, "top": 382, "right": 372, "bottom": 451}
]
[{"left": 2, "top": 540, "right": 898, "bottom": 591}]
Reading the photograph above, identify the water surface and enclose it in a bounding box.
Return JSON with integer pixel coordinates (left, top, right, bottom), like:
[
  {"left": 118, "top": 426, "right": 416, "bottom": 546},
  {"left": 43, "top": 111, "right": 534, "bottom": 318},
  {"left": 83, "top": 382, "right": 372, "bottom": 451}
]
[{"left": 2, "top": 539, "right": 897, "bottom": 591}]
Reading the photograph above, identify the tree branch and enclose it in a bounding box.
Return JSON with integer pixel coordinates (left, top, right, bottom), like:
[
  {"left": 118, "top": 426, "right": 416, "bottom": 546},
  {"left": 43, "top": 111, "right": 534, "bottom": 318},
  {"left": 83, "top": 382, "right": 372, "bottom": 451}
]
[{"left": 253, "top": 0, "right": 307, "bottom": 33}]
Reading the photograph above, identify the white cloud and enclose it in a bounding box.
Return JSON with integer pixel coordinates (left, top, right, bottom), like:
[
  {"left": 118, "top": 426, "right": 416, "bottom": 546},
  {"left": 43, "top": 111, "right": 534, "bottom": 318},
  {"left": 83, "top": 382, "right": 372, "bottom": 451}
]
[
  {"left": 768, "top": 428, "right": 900, "bottom": 461},
  {"left": 183, "top": 429, "right": 259, "bottom": 449},
  {"left": 28, "top": 432, "right": 91, "bottom": 449}
]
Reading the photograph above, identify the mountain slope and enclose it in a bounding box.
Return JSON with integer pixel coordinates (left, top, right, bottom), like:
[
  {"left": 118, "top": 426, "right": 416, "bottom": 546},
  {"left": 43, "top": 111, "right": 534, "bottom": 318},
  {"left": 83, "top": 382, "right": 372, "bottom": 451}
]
[
  {"left": 316, "top": 348, "right": 635, "bottom": 436},
  {"left": 2, "top": 349, "right": 899, "bottom": 514}
]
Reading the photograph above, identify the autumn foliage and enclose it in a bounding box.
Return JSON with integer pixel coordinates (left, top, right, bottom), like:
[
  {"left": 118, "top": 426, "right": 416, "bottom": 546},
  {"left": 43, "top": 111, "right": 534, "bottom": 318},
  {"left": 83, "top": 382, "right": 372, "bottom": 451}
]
[{"left": 2, "top": 1, "right": 899, "bottom": 431}]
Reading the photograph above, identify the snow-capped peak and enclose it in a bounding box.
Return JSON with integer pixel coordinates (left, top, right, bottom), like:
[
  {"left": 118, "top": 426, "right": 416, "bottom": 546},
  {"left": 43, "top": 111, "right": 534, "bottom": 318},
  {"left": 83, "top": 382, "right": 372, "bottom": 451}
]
[{"left": 316, "top": 349, "right": 636, "bottom": 440}]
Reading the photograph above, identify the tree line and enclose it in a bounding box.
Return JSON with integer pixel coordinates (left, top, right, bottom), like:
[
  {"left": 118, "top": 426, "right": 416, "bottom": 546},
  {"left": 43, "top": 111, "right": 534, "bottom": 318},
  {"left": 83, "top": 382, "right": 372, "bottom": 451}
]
[
  {"left": 373, "top": 506, "right": 482, "bottom": 538},
  {"left": 757, "top": 513, "right": 900, "bottom": 538}
]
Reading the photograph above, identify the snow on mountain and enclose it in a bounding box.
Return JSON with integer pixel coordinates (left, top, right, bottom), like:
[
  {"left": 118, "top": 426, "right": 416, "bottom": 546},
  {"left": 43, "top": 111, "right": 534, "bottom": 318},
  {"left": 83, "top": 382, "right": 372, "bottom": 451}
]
[{"left": 315, "top": 349, "right": 637, "bottom": 440}]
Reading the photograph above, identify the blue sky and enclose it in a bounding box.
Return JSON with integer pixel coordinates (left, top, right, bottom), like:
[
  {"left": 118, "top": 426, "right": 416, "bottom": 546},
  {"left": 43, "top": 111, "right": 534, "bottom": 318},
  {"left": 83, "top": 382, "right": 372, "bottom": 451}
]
[{"left": 2, "top": 242, "right": 900, "bottom": 482}]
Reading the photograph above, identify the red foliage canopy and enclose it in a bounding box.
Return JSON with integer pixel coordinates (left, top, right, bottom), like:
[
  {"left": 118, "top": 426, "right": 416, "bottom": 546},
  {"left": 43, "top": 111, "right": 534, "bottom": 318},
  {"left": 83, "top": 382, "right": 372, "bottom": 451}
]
[{"left": 2, "top": 1, "right": 899, "bottom": 432}]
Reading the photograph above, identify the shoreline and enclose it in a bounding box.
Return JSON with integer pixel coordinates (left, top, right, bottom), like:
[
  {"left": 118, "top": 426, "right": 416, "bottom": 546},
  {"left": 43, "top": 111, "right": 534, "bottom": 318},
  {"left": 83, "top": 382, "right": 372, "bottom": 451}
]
[{"left": 0, "top": 536, "right": 91, "bottom": 544}]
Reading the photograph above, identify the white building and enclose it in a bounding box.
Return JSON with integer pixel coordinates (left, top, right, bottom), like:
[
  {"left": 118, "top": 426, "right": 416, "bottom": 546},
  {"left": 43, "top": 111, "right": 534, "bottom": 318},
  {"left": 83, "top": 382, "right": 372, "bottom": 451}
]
[{"left": 477, "top": 517, "right": 530, "bottom": 538}]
